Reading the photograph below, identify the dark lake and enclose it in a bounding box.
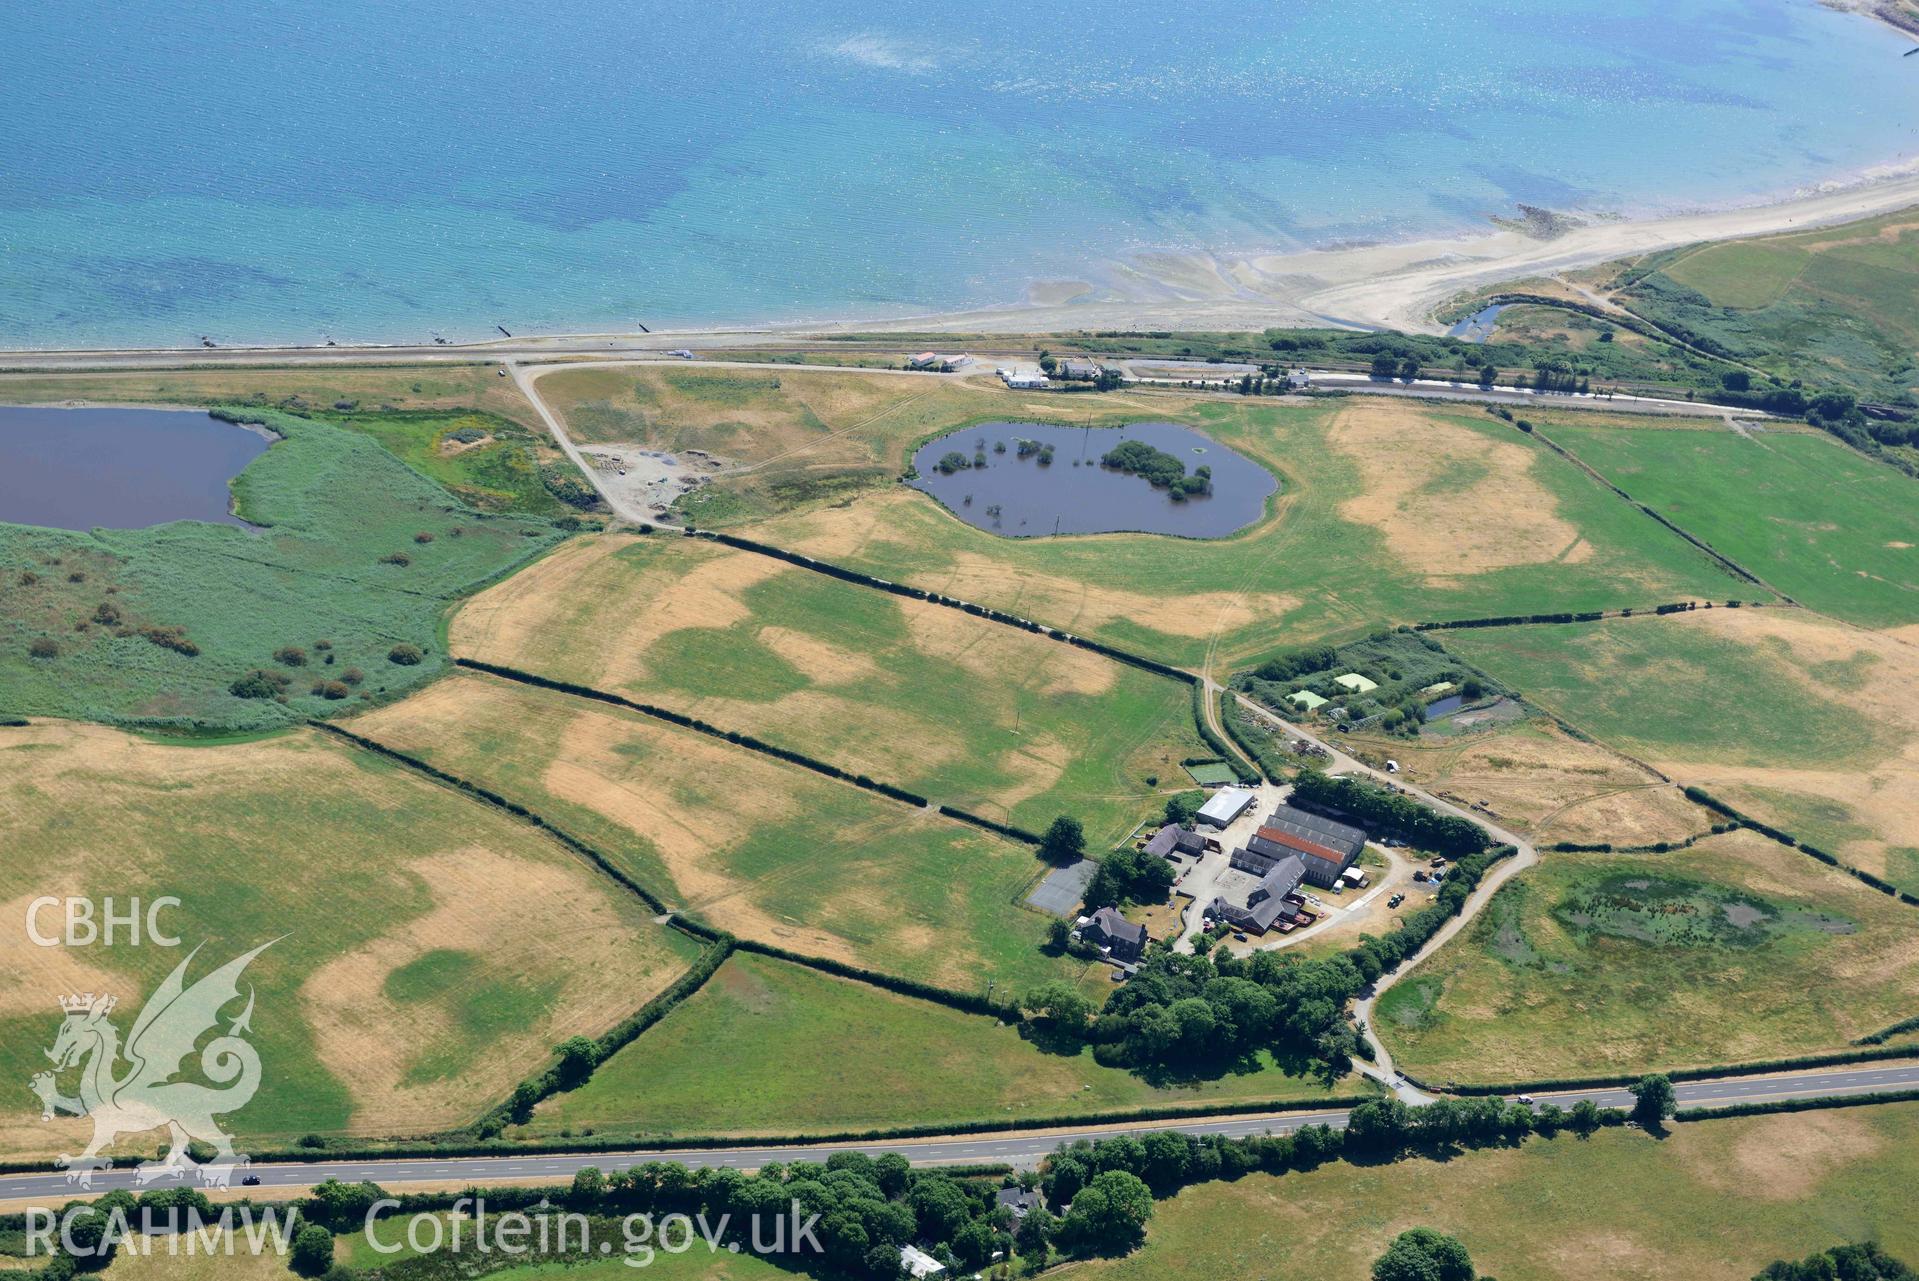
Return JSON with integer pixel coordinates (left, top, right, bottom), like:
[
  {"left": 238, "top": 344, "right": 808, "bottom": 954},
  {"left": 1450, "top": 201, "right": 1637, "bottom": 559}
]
[
  {"left": 908, "top": 422, "right": 1277, "bottom": 539},
  {"left": 1424, "top": 694, "right": 1468, "bottom": 721},
  {"left": 0, "top": 406, "right": 271, "bottom": 531}
]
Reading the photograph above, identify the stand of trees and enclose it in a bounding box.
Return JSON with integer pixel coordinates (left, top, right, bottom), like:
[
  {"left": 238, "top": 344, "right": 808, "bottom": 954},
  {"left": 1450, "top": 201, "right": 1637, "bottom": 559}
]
[
  {"left": 1289, "top": 769, "right": 1492, "bottom": 857},
  {"left": 1082, "top": 843, "right": 1177, "bottom": 912},
  {"left": 1756, "top": 1244, "right": 1914, "bottom": 1281}
]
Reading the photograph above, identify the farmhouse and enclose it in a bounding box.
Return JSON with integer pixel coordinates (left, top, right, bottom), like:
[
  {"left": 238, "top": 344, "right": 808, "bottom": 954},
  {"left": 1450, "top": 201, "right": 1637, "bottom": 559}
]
[
  {"left": 1058, "top": 359, "right": 1104, "bottom": 380},
  {"left": 1197, "top": 787, "right": 1256, "bottom": 828},
  {"left": 997, "top": 1187, "right": 1045, "bottom": 1219},
  {"left": 1253, "top": 803, "right": 1369, "bottom": 888},
  {"left": 999, "top": 367, "right": 1050, "bottom": 389},
  {"left": 1081, "top": 906, "right": 1148, "bottom": 963},
  {"left": 1144, "top": 823, "right": 1208, "bottom": 859},
  {"left": 1209, "top": 852, "right": 1312, "bottom": 935}
]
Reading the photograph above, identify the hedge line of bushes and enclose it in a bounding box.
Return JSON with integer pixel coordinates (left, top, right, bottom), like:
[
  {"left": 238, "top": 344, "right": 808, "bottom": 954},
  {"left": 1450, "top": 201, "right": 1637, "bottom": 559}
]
[
  {"left": 1415, "top": 601, "right": 1742, "bottom": 632},
  {"left": 1682, "top": 785, "right": 1919, "bottom": 906},
  {"left": 730, "top": 935, "right": 1023, "bottom": 1022},
  {"left": 1854, "top": 1016, "right": 1919, "bottom": 1047},
  {"left": 1194, "top": 684, "right": 1260, "bottom": 783},
  {"left": 1289, "top": 770, "right": 1492, "bottom": 856},
  {"left": 477, "top": 938, "right": 737, "bottom": 1135},
  {"left": 1549, "top": 832, "right": 1712, "bottom": 854},
  {"left": 1677, "top": 1088, "right": 1919, "bottom": 1123},
  {"left": 311, "top": 722, "right": 675, "bottom": 917},
  {"left": 683, "top": 528, "right": 1194, "bottom": 684},
  {"left": 1415, "top": 1042, "right": 1919, "bottom": 1097},
  {"left": 456, "top": 658, "right": 932, "bottom": 807},
  {"left": 934, "top": 804, "right": 1043, "bottom": 846}
]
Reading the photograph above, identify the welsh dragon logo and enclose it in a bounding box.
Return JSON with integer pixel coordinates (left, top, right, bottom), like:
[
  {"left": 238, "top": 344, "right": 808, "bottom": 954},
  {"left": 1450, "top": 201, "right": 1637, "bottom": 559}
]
[{"left": 30, "top": 942, "right": 272, "bottom": 1189}]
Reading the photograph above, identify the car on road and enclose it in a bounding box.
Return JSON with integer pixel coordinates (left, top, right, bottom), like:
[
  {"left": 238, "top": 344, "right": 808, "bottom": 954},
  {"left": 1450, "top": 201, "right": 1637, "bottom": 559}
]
[
  {"left": 242, "top": 1175, "right": 261, "bottom": 1186},
  {"left": 1516, "top": 1094, "right": 1537, "bottom": 1107}
]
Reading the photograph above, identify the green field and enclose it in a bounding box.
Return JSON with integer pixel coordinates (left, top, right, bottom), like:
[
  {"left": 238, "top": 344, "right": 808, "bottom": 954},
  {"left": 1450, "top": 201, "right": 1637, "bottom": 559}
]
[
  {"left": 451, "top": 533, "right": 1208, "bottom": 844},
  {"left": 1617, "top": 208, "right": 1919, "bottom": 398},
  {"left": 1549, "top": 422, "right": 1919, "bottom": 627},
  {"left": 1374, "top": 830, "right": 1919, "bottom": 1083},
  {"left": 0, "top": 721, "right": 698, "bottom": 1157},
  {"left": 1446, "top": 610, "right": 1887, "bottom": 771},
  {"left": 737, "top": 392, "right": 1744, "bottom": 669},
  {"left": 528, "top": 951, "right": 1354, "bottom": 1139},
  {"left": 0, "top": 408, "right": 564, "bottom": 730},
  {"left": 1447, "top": 607, "right": 1919, "bottom": 889},
  {"left": 323, "top": 408, "right": 578, "bottom": 517},
  {"left": 348, "top": 672, "right": 1087, "bottom": 993},
  {"left": 1071, "top": 1102, "right": 1919, "bottom": 1281}
]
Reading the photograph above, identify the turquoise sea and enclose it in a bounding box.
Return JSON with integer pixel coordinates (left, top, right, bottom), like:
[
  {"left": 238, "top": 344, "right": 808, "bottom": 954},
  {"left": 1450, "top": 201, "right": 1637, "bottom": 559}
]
[{"left": 1, "top": 0, "right": 1914, "bottom": 348}]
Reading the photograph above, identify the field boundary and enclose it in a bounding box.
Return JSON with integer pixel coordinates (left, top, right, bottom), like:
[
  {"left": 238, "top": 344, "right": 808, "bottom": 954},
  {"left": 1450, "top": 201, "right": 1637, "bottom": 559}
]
[
  {"left": 1677, "top": 1087, "right": 1919, "bottom": 1123},
  {"left": 1415, "top": 599, "right": 1759, "bottom": 632},
  {"left": 1855, "top": 1016, "right": 1919, "bottom": 1047},
  {"left": 1403, "top": 1044, "right": 1919, "bottom": 1096},
  {"left": 1521, "top": 417, "right": 1784, "bottom": 597},
  {"left": 1682, "top": 785, "right": 1919, "bottom": 906},
  {"left": 678, "top": 526, "right": 1200, "bottom": 683},
  {"left": 453, "top": 658, "right": 1051, "bottom": 845}
]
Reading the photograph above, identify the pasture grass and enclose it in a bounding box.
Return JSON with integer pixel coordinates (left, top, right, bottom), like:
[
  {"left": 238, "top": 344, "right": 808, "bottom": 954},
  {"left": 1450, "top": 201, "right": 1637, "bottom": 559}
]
[
  {"left": 1374, "top": 830, "right": 1919, "bottom": 1084},
  {"left": 0, "top": 409, "right": 564, "bottom": 730},
  {"left": 735, "top": 392, "right": 1743, "bottom": 669},
  {"left": 449, "top": 533, "right": 1208, "bottom": 845},
  {"left": 526, "top": 951, "right": 1351, "bottom": 1139},
  {"left": 1445, "top": 610, "right": 1884, "bottom": 771},
  {"left": 1070, "top": 1102, "right": 1919, "bottom": 1281},
  {"left": 1447, "top": 607, "right": 1919, "bottom": 889},
  {"left": 345, "top": 673, "right": 1086, "bottom": 993},
  {"left": 0, "top": 722, "right": 698, "bottom": 1157},
  {"left": 1548, "top": 421, "right": 1919, "bottom": 627}
]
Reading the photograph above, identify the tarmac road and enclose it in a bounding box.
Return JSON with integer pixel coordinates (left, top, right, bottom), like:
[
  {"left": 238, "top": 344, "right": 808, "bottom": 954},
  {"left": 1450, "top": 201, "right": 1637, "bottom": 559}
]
[{"left": 0, "top": 1062, "right": 1911, "bottom": 1203}]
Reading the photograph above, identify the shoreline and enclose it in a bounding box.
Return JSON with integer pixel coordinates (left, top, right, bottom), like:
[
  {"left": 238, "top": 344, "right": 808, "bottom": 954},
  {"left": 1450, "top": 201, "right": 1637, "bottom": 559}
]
[{"left": 6, "top": 161, "right": 1919, "bottom": 359}]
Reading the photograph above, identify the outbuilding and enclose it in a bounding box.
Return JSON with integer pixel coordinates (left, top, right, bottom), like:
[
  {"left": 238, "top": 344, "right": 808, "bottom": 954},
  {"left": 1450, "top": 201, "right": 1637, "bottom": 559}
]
[{"left": 1197, "top": 788, "right": 1256, "bottom": 829}]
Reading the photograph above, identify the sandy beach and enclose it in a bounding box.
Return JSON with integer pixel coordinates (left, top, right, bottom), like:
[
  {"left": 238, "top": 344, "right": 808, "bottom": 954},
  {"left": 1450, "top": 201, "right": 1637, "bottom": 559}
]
[{"left": 802, "top": 164, "right": 1919, "bottom": 338}]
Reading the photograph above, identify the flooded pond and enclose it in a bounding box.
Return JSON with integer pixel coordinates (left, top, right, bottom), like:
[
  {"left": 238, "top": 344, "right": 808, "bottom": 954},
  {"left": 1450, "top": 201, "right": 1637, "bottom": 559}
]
[
  {"left": 1446, "top": 303, "right": 1506, "bottom": 344},
  {"left": 0, "top": 406, "right": 270, "bottom": 531},
  {"left": 908, "top": 422, "right": 1277, "bottom": 538}
]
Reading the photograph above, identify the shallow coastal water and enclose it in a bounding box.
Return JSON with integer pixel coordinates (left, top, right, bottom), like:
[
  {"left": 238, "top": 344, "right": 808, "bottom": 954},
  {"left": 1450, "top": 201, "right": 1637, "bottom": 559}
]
[
  {"left": 2, "top": 1, "right": 1914, "bottom": 346},
  {"left": 909, "top": 422, "right": 1276, "bottom": 539},
  {"left": 0, "top": 407, "right": 268, "bottom": 531}
]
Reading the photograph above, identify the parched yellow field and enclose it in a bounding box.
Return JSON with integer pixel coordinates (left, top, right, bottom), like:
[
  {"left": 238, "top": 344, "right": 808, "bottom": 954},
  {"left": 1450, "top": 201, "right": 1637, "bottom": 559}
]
[
  {"left": 1344, "top": 719, "right": 1710, "bottom": 848},
  {"left": 1454, "top": 607, "right": 1919, "bottom": 888},
  {"left": 451, "top": 533, "right": 1208, "bottom": 842},
  {"left": 0, "top": 721, "right": 697, "bottom": 1157},
  {"left": 1377, "top": 828, "right": 1919, "bottom": 1083},
  {"left": 1069, "top": 1104, "right": 1919, "bottom": 1281},
  {"left": 346, "top": 673, "right": 1085, "bottom": 992}
]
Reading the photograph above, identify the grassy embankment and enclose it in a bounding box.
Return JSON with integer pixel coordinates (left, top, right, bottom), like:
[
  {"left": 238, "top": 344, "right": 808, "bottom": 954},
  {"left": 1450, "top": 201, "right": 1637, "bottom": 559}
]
[
  {"left": 525, "top": 950, "right": 1351, "bottom": 1140},
  {"left": 0, "top": 721, "right": 699, "bottom": 1158},
  {"left": 0, "top": 408, "right": 564, "bottom": 730},
  {"left": 1450, "top": 608, "right": 1919, "bottom": 891},
  {"left": 450, "top": 533, "right": 1208, "bottom": 845},
  {"left": 346, "top": 673, "right": 1087, "bottom": 995},
  {"left": 1607, "top": 207, "right": 1919, "bottom": 401},
  {"left": 1377, "top": 828, "right": 1919, "bottom": 1083},
  {"left": 1068, "top": 1102, "right": 1919, "bottom": 1281},
  {"left": 548, "top": 367, "right": 1747, "bottom": 669}
]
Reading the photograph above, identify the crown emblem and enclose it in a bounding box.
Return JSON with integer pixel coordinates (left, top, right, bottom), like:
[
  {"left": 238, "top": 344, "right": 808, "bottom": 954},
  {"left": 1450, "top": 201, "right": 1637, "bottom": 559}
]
[{"left": 59, "top": 994, "right": 113, "bottom": 1016}]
